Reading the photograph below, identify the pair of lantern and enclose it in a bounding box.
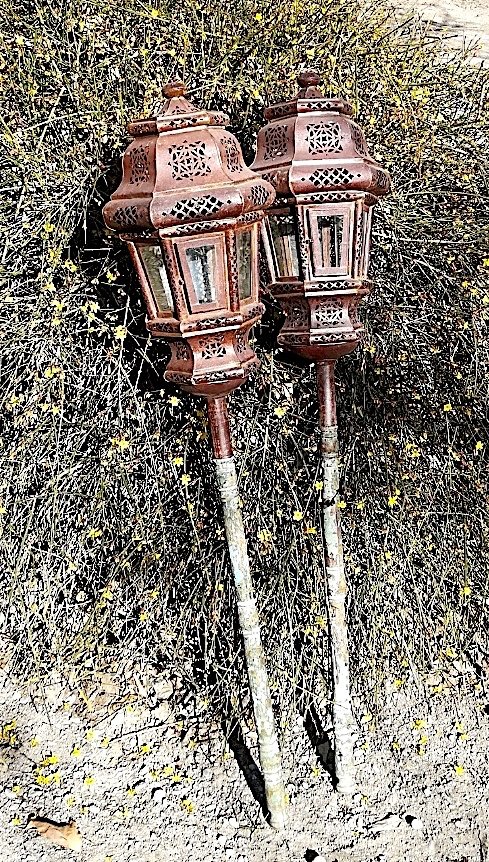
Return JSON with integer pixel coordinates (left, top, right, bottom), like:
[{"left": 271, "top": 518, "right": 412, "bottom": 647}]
[{"left": 103, "top": 72, "right": 390, "bottom": 828}]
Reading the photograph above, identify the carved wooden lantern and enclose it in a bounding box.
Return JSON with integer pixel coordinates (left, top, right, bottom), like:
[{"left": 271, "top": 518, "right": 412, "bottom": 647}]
[
  {"left": 251, "top": 71, "right": 391, "bottom": 796},
  {"left": 102, "top": 82, "right": 287, "bottom": 829},
  {"left": 251, "top": 70, "right": 390, "bottom": 361},
  {"left": 103, "top": 80, "right": 274, "bottom": 397}
]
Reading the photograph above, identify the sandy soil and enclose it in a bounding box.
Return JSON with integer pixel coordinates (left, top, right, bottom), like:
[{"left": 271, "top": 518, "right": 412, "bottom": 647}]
[
  {"left": 0, "top": 664, "right": 488, "bottom": 862},
  {"left": 393, "top": 0, "right": 489, "bottom": 63}
]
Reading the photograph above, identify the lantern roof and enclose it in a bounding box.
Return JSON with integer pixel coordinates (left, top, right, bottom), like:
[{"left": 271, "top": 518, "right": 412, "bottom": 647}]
[
  {"left": 103, "top": 81, "right": 275, "bottom": 235},
  {"left": 251, "top": 71, "right": 390, "bottom": 201}
]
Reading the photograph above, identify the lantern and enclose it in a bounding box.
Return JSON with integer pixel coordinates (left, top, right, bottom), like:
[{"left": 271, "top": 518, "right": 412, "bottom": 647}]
[
  {"left": 103, "top": 81, "right": 286, "bottom": 828},
  {"left": 251, "top": 70, "right": 391, "bottom": 794}
]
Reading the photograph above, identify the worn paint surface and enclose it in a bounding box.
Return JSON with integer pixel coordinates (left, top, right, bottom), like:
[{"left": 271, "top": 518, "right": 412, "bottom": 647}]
[
  {"left": 317, "top": 361, "right": 356, "bottom": 795},
  {"left": 214, "top": 455, "right": 287, "bottom": 828}
]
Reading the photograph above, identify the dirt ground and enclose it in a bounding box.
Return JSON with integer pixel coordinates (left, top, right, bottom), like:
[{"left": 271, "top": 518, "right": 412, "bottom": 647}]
[
  {"left": 0, "top": 660, "right": 488, "bottom": 862},
  {"left": 392, "top": 0, "right": 489, "bottom": 63}
]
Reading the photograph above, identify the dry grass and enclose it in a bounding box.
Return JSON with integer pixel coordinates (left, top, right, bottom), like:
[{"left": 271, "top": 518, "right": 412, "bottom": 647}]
[{"left": 0, "top": 0, "right": 488, "bottom": 727}]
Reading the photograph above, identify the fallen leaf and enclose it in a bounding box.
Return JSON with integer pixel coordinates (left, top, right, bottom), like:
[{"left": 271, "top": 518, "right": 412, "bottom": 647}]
[
  {"left": 368, "top": 812, "right": 403, "bottom": 834},
  {"left": 28, "top": 817, "right": 82, "bottom": 852}
]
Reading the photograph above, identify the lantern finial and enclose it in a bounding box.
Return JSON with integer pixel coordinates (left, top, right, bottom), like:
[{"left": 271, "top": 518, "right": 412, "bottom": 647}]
[
  {"left": 297, "top": 69, "right": 322, "bottom": 95},
  {"left": 163, "top": 80, "right": 187, "bottom": 99}
]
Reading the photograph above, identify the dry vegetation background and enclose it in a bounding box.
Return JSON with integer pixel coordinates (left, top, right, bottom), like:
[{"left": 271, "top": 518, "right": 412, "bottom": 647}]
[{"left": 0, "top": 0, "right": 488, "bottom": 730}]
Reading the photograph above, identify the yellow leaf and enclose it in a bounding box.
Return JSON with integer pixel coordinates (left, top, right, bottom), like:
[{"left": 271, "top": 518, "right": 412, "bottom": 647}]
[
  {"left": 111, "top": 436, "right": 130, "bottom": 451},
  {"left": 44, "top": 365, "right": 62, "bottom": 379}
]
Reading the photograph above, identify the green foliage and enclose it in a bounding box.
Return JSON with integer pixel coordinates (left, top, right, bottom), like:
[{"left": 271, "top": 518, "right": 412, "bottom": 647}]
[{"left": 0, "top": 0, "right": 488, "bottom": 715}]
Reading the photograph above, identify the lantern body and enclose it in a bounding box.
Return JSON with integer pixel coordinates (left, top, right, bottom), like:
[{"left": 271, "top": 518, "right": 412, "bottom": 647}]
[
  {"left": 251, "top": 73, "right": 390, "bottom": 361},
  {"left": 103, "top": 83, "right": 275, "bottom": 397}
]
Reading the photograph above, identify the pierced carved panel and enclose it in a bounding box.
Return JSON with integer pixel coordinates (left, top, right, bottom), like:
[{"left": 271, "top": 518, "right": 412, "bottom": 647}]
[
  {"left": 281, "top": 300, "right": 309, "bottom": 326},
  {"left": 264, "top": 125, "right": 288, "bottom": 160},
  {"left": 311, "top": 330, "right": 358, "bottom": 344},
  {"left": 306, "top": 122, "right": 342, "bottom": 154},
  {"left": 372, "top": 169, "right": 390, "bottom": 193},
  {"left": 351, "top": 125, "right": 368, "bottom": 156},
  {"left": 129, "top": 145, "right": 150, "bottom": 184},
  {"left": 166, "top": 195, "right": 227, "bottom": 221},
  {"left": 175, "top": 341, "right": 190, "bottom": 360},
  {"left": 168, "top": 141, "right": 211, "bottom": 181},
  {"left": 235, "top": 330, "right": 248, "bottom": 355},
  {"left": 199, "top": 334, "right": 226, "bottom": 359},
  {"left": 222, "top": 138, "right": 242, "bottom": 173},
  {"left": 305, "top": 167, "right": 361, "bottom": 188},
  {"left": 112, "top": 206, "right": 139, "bottom": 227},
  {"left": 249, "top": 184, "right": 270, "bottom": 207},
  {"left": 315, "top": 298, "right": 344, "bottom": 326}
]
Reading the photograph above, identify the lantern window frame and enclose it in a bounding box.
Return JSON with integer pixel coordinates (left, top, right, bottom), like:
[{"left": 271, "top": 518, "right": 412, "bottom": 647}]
[
  {"left": 235, "top": 222, "right": 259, "bottom": 305},
  {"left": 173, "top": 232, "right": 229, "bottom": 314},
  {"left": 262, "top": 206, "right": 303, "bottom": 284},
  {"left": 305, "top": 202, "right": 354, "bottom": 279}
]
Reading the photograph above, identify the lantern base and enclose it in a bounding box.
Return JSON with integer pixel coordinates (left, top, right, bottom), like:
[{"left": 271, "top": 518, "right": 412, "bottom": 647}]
[{"left": 277, "top": 332, "right": 360, "bottom": 362}]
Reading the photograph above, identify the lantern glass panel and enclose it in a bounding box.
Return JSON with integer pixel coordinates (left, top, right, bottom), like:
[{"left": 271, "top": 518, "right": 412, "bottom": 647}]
[
  {"left": 139, "top": 244, "right": 174, "bottom": 314},
  {"left": 185, "top": 245, "right": 217, "bottom": 304},
  {"left": 317, "top": 215, "right": 343, "bottom": 269},
  {"left": 236, "top": 230, "right": 252, "bottom": 300},
  {"left": 308, "top": 204, "right": 353, "bottom": 277},
  {"left": 362, "top": 208, "right": 373, "bottom": 276},
  {"left": 269, "top": 213, "right": 300, "bottom": 279}
]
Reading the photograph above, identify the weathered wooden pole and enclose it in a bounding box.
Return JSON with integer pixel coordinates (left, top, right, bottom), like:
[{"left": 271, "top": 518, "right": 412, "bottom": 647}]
[
  {"left": 316, "top": 361, "right": 356, "bottom": 794},
  {"left": 207, "top": 396, "right": 287, "bottom": 829}
]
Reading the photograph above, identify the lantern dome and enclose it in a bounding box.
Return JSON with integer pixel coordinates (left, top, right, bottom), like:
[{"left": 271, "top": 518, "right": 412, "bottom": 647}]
[
  {"left": 103, "top": 81, "right": 275, "bottom": 236},
  {"left": 251, "top": 71, "right": 390, "bottom": 202}
]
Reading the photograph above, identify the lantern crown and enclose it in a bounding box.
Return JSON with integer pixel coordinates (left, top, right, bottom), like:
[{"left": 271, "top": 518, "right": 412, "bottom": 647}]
[
  {"left": 103, "top": 82, "right": 275, "bottom": 237},
  {"left": 252, "top": 71, "right": 390, "bottom": 202}
]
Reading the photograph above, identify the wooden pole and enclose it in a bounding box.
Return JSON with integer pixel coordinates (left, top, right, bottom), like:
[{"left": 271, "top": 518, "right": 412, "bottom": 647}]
[
  {"left": 207, "top": 395, "right": 287, "bottom": 829},
  {"left": 316, "top": 360, "right": 356, "bottom": 794}
]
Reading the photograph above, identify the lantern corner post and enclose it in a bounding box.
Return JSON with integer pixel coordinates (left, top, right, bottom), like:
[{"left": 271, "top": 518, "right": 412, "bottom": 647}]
[
  {"left": 206, "top": 394, "right": 288, "bottom": 830},
  {"left": 316, "top": 360, "right": 356, "bottom": 795}
]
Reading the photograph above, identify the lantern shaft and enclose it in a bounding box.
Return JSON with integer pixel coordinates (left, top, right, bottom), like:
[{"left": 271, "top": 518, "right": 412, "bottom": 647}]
[
  {"left": 316, "top": 361, "right": 356, "bottom": 794},
  {"left": 207, "top": 397, "right": 287, "bottom": 829}
]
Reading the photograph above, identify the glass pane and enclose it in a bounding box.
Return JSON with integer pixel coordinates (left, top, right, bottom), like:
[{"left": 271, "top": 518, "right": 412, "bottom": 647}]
[
  {"left": 185, "top": 245, "right": 216, "bottom": 304},
  {"left": 139, "top": 245, "right": 174, "bottom": 313},
  {"left": 317, "top": 215, "right": 344, "bottom": 268},
  {"left": 236, "top": 231, "right": 252, "bottom": 300},
  {"left": 269, "top": 214, "right": 299, "bottom": 278}
]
